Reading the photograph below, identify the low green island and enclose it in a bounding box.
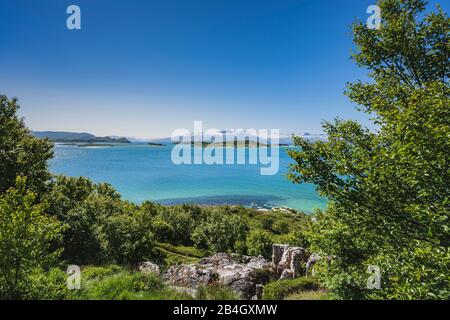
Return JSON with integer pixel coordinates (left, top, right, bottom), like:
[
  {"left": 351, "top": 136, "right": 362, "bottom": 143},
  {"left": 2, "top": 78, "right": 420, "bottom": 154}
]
[
  {"left": 177, "top": 141, "right": 288, "bottom": 148},
  {"left": 33, "top": 131, "right": 131, "bottom": 144}
]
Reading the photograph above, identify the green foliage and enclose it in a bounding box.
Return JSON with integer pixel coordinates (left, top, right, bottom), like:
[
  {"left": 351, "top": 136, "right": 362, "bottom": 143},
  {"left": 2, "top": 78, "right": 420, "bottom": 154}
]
[
  {"left": 73, "top": 271, "right": 192, "bottom": 300},
  {"left": 246, "top": 230, "right": 273, "bottom": 259},
  {"left": 0, "top": 92, "right": 313, "bottom": 299},
  {"left": 151, "top": 217, "right": 175, "bottom": 243},
  {"left": 369, "top": 244, "right": 449, "bottom": 299},
  {"left": 156, "top": 243, "right": 207, "bottom": 258},
  {"left": 100, "top": 205, "right": 156, "bottom": 267},
  {"left": 284, "top": 290, "right": 332, "bottom": 300},
  {"left": 155, "top": 246, "right": 201, "bottom": 267},
  {"left": 82, "top": 265, "right": 125, "bottom": 281},
  {"left": 43, "top": 172, "right": 309, "bottom": 270},
  {"left": 43, "top": 174, "right": 307, "bottom": 272},
  {"left": 155, "top": 206, "right": 197, "bottom": 245},
  {"left": 0, "top": 95, "right": 53, "bottom": 195},
  {"left": 0, "top": 177, "right": 64, "bottom": 299},
  {"left": 288, "top": 0, "right": 449, "bottom": 299},
  {"left": 263, "top": 277, "right": 320, "bottom": 300},
  {"left": 250, "top": 210, "right": 308, "bottom": 235},
  {"left": 45, "top": 176, "right": 157, "bottom": 266},
  {"left": 45, "top": 176, "right": 103, "bottom": 264},
  {"left": 192, "top": 208, "right": 248, "bottom": 253},
  {"left": 272, "top": 220, "right": 290, "bottom": 234},
  {"left": 274, "top": 230, "right": 309, "bottom": 248},
  {"left": 25, "top": 268, "right": 69, "bottom": 300},
  {"left": 260, "top": 216, "right": 274, "bottom": 230}
]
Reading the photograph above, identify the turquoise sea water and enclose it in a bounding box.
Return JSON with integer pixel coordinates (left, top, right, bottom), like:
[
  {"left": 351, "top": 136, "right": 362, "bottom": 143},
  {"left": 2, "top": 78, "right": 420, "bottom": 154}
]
[{"left": 50, "top": 144, "right": 326, "bottom": 213}]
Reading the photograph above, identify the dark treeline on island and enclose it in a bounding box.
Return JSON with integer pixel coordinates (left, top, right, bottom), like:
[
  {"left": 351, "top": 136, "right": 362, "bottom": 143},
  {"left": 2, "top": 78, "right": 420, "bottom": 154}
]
[{"left": 32, "top": 131, "right": 131, "bottom": 144}]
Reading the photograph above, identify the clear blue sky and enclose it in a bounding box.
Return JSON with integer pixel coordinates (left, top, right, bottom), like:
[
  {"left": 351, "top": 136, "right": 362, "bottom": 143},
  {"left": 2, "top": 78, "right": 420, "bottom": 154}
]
[{"left": 0, "top": 0, "right": 447, "bottom": 138}]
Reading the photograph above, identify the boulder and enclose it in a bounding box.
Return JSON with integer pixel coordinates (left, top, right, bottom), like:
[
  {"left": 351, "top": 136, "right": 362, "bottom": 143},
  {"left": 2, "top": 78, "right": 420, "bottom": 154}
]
[
  {"left": 245, "top": 255, "right": 273, "bottom": 270},
  {"left": 163, "top": 253, "right": 274, "bottom": 299},
  {"left": 162, "top": 264, "right": 217, "bottom": 288},
  {"left": 163, "top": 245, "right": 313, "bottom": 298},
  {"left": 280, "top": 269, "right": 294, "bottom": 280},
  {"left": 272, "top": 244, "right": 308, "bottom": 279},
  {"left": 272, "top": 244, "right": 289, "bottom": 269},
  {"left": 138, "top": 261, "right": 160, "bottom": 276}
]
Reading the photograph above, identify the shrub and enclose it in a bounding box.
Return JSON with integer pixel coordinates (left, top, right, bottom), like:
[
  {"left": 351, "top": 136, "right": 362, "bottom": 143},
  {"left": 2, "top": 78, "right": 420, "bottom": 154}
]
[
  {"left": 152, "top": 218, "right": 175, "bottom": 243},
  {"left": 154, "top": 206, "right": 197, "bottom": 245},
  {"left": 263, "top": 277, "right": 320, "bottom": 300},
  {"left": 260, "top": 217, "right": 274, "bottom": 230},
  {"left": 246, "top": 230, "right": 273, "bottom": 259},
  {"left": 45, "top": 177, "right": 113, "bottom": 265},
  {"left": 100, "top": 206, "right": 156, "bottom": 266},
  {"left": 0, "top": 178, "right": 64, "bottom": 299},
  {"left": 272, "top": 220, "right": 290, "bottom": 234},
  {"left": 25, "top": 268, "right": 69, "bottom": 300},
  {"left": 192, "top": 209, "right": 247, "bottom": 253},
  {"left": 274, "top": 230, "right": 309, "bottom": 248}
]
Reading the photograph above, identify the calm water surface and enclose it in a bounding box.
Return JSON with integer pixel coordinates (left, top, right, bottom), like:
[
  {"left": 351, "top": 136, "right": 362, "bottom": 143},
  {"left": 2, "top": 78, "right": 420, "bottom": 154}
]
[{"left": 50, "top": 144, "right": 327, "bottom": 213}]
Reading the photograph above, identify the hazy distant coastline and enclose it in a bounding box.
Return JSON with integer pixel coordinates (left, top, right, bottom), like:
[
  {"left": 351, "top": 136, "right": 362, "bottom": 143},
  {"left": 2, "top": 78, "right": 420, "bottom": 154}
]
[{"left": 32, "top": 131, "right": 131, "bottom": 144}]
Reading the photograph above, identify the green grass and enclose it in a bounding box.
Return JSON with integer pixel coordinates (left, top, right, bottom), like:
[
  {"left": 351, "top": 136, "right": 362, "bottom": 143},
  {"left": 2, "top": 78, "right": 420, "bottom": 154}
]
[
  {"left": 81, "top": 265, "right": 125, "bottom": 281},
  {"left": 72, "top": 271, "right": 192, "bottom": 300},
  {"left": 263, "top": 277, "right": 320, "bottom": 300},
  {"left": 156, "top": 243, "right": 208, "bottom": 258},
  {"left": 155, "top": 246, "right": 201, "bottom": 267},
  {"left": 246, "top": 209, "right": 308, "bottom": 234},
  {"left": 71, "top": 268, "right": 240, "bottom": 300},
  {"left": 284, "top": 290, "right": 331, "bottom": 300},
  {"left": 155, "top": 243, "right": 209, "bottom": 267},
  {"left": 26, "top": 266, "right": 327, "bottom": 300}
]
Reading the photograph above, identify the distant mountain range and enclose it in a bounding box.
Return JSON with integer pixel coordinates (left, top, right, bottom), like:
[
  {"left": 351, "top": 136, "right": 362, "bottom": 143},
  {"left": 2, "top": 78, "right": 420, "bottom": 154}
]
[
  {"left": 32, "top": 131, "right": 326, "bottom": 145},
  {"left": 32, "top": 131, "right": 131, "bottom": 144},
  {"left": 148, "top": 132, "right": 327, "bottom": 145}
]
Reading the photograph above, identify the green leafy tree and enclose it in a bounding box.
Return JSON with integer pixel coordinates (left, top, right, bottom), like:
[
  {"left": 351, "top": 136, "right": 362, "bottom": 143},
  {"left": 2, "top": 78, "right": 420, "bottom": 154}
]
[
  {"left": 45, "top": 176, "right": 105, "bottom": 265},
  {"left": 0, "top": 177, "right": 64, "bottom": 299},
  {"left": 0, "top": 95, "right": 53, "bottom": 194},
  {"left": 153, "top": 205, "right": 200, "bottom": 245},
  {"left": 151, "top": 217, "right": 175, "bottom": 243},
  {"left": 246, "top": 230, "right": 273, "bottom": 259},
  {"left": 100, "top": 203, "right": 156, "bottom": 266},
  {"left": 192, "top": 209, "right": 248, "bottom": 253},
  {"left": 260, "top": 216, "right": 274, "bottom": 230},
  {"left": 288, "top": 0, "right": 449, "bottom": 299},
  {"left": 272, "top": 220, "right": 290, "bottom": 234},
  {"left": 45, "top": 176, "right": 128, "bottom": 265}
]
